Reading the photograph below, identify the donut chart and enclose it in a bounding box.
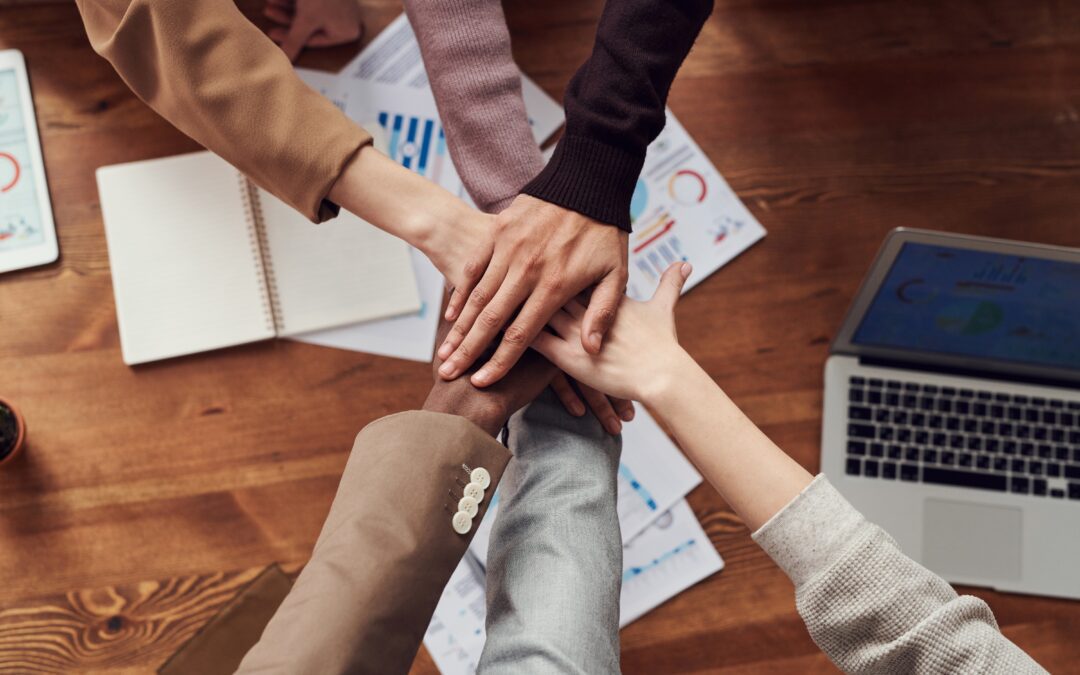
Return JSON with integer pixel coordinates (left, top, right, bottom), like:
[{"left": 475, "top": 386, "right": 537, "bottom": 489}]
[
  {"left": 667, "top": 169, "right": 706, "bottom": 205},
  {"left": 0, "top": 152, "right": 19, "bottom": 193}
]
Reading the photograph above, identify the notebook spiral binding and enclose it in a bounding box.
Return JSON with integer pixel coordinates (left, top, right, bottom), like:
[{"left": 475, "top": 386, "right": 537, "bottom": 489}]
[{"left": 239, "top": 173, "right": 284, "bottom": 334}]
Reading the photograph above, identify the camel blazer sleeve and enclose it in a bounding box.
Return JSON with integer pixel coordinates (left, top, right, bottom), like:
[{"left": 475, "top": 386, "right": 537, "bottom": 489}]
[
  {"left": 235, "top": 411, "right": 510, "bottom": 675},
  {"left": 75, "top": 0, "right": 371, "bottom": 222}
]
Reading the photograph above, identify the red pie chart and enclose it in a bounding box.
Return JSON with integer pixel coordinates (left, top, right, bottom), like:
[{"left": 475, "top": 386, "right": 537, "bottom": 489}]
[{"left": 0, "top": 152, "right": 19, "bottom": 192}]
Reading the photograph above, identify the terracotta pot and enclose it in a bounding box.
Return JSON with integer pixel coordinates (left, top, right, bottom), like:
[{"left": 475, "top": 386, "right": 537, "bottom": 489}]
[{"left": 0, "top": 397, "right": 26, "bottom": 467}]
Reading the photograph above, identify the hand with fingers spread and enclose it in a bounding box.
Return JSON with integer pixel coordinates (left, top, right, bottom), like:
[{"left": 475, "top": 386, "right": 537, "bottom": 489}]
[
  {"left": 532, "top": 262, "right": 693, "bottom": 404},
  {"left": 264, "top": 0, "right": 364, "bottom": 62},
  {"left": 436, "top": 194, "right": 629, "bottom": 389}
]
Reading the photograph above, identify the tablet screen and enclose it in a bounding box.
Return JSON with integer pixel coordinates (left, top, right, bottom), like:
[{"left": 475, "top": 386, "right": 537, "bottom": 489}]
[
  {"left": 853, "top": 242, "right": 1080, "bottom": 371},
  {"left": 0, "top": 68, "right": 45, "bottom": 253}
]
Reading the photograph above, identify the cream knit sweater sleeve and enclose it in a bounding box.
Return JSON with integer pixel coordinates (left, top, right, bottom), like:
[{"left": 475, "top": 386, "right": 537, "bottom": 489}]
[{"left": 753, "top": 475, "right": 1046, "bottom": 674}]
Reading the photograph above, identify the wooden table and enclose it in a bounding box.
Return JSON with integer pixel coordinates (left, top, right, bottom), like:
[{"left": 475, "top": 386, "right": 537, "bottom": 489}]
[{"left": 2, "top": 0, "right": 1079, "bottom": 671}]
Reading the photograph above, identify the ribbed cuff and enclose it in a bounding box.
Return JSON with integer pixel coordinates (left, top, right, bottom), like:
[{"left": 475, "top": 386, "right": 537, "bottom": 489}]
[
  {"left": 521, "top": 134, "right": 644, "bottom": 231},
  {"left": 751, "top": 475, "right": 870, "bottom": 587}
]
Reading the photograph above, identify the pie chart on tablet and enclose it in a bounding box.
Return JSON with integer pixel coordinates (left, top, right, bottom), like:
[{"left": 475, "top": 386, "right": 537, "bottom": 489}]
[{"left": 0, "top": 152, "right": 19, "bottom": 192}]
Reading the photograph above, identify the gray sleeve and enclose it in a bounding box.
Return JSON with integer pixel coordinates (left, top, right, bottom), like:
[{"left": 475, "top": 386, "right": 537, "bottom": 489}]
[
  {"left": 478, "top": 389, "right": 622, "bottom": 674},
  {"left": 752, "top": 475, "right": 1046, "bottom": 674}
]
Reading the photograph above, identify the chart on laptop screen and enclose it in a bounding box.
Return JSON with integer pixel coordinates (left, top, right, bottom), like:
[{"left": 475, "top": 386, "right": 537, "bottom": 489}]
[
  {"left": 854, "top": 243, "right": 1080, "bottom": 370},
  {"left": 0, "top": 69, "right": 44, "bottom": 252}
]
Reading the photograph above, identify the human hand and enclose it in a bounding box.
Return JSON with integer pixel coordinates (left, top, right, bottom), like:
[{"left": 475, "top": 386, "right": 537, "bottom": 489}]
[
  {"left": 550, "top": 374, "right": 634, "bottom": 435},
  {"left": 436, "top": 195, "right": 629, "bottom": 389},
  {"left": 423, "top": 313, "right": 557, "bottom": 436},
  {"left": 532, "top": 262, "right": 693, "bottom": 404},
  {"left": 264, "top": 0, "right": 364, "bottom": 62}
]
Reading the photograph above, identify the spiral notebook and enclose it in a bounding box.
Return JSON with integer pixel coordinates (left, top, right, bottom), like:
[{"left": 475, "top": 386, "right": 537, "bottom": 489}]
[{"left": 97, "top": 151, "right": 421, "bottom": 365}]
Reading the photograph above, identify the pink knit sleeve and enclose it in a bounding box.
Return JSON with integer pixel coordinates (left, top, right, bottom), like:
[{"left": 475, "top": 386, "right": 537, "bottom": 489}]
[{"left": 403, "top": 0, "right": 544, "bottom": 213}]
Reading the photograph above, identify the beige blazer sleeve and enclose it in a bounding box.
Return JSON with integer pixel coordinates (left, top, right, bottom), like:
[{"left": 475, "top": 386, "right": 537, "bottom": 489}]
[
  {"left": 75, "top": 0, "right": 371, "bottom": 222},
  {"left": 236, "top": 411, "right": 510, "bottom": 675}
]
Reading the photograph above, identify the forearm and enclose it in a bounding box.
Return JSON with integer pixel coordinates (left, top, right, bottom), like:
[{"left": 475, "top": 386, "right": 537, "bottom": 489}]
[
  {"left": 753, "top": 477, "right": 1046, "bottom": 674},
  {"left": 404, "top": 0, "right": 543, "bottom": 213},
  {"left": 522, "top": 0, "right": 713, "bottom": 229},
  {"left": 647, "top": 353, "right": 812, "bottom": 531},
  {"left": 76, "top": 0, "right": 370, "bottom": 222},
  {"left": 328, "top": 146, "right": 469, "bottom": 252}
]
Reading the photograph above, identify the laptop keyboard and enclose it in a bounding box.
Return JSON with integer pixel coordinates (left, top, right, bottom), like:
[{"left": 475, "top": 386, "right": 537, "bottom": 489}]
[{"left": 845, "top": 376, "right": 1080, "bottom": 500}]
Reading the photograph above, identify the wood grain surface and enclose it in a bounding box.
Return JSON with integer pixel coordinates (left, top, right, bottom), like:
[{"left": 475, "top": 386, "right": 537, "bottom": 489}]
[{"left": 1, "top": 0, "right": 1078, "bottom": 672}]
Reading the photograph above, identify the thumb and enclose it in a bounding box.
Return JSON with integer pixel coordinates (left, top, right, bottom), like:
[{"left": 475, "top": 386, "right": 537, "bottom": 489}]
[
  {"left": 581, "top": 270, "right": 626, "bottom": 354},
  {"left": 651, "top": 262, "right": 692, "bottom": 310}
]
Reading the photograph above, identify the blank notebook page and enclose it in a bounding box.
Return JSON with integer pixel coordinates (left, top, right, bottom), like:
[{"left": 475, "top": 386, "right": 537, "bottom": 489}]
[
  {"left": 255, "top": 188, "right": 420, "bottom": 336},
  {"left": 98, "top": 153, "right": 274, "bottom": 365}
]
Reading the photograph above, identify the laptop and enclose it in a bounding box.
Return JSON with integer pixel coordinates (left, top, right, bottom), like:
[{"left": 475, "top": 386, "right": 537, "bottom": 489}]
[{"left": 821, "top": 228, "right": 1080, "bottom": 599}]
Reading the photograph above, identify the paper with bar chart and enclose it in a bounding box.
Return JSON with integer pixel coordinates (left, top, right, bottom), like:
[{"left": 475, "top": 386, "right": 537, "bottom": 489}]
[
  {"left": 619, "top": 499, "right": 724, "bottom": 626},
  {"left": 338, "top": 13, "right": 565, "bottom": 148},
  {"left": 626, "top": 111, "right": 766, "bottom": 301}
]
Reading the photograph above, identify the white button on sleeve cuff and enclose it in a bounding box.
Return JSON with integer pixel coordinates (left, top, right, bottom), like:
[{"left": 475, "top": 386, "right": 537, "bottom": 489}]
[
  {"left": 470, "top": 467, "right": 491, "bottom": 490},
  {"left": 463, "top": 482, "right": 485, "bottom": 503},
  {"left": 458, "top": 496, "right": 479, "bottom": 518},
  {"left": 452, "top": 511, "right": 473, "bottom": 535}
]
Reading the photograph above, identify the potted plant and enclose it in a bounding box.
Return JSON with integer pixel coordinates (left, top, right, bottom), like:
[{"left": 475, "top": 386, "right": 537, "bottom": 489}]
[{"left": 0, "top": 397, "right": 25, "bottom": 467}]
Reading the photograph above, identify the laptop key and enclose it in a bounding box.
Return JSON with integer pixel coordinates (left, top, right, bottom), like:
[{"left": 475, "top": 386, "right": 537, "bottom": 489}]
[
  {"left": 1029, "top": 460, "right": 1044, "bottom": 476},
  {"left": 923, "top": 448, "right": 938, "bottom": 463},
  {"left": 1064, "top": 465, "right": 1080, "bottom": 480},
  {"left": 958, "top": 452, "right": 974, "bottom": 468},
  {"left": 1033, "top": 479, "right": 1048, "bottom": 496},
  {"left": 923, "top": 467, "right": 1006, "bottom": 491},
  {"left": 1051, "top": 488, "right": 1066, "bottom": 499},
  {"left": 846, "top": 458, "right": 861, "bottom": 476},
  {"left": 847, "top": 440, "right": 867, "bottom": 456},
  {"left": 865, "top": 460, "right": 880, "bottom": 478},
  {"left": 941, "top": 451, "right": 956, "bottom": 465},
  {"left": 976, "top": 455, "right": 990, "bottom": 470},
  {"left": 1011, "top": 458, "right": 1026, "bottom": 473},
  {"left": 1010, "top": 476, "right": 1030, "bottom": 494},
  {"left": 1070, "top": 483, "right": 1080, "bottom": 500},
  {"left": 849, "top": 405, "right": 872, "bottom": 420},
  {"left": 1048, "top": 462, "right": 1062, "bottom": 478},
  {"left": 993, "top": 457, "right": 1007, "bottom": 471},
  {"left": 848, "top": 423, "right": 875, "bottom": 438},
  {"left": 882, "top": 462, "right": 897, "bottom": 479},
  {"left": 900, "top": 464, "right": 919, "bottom": 481}
]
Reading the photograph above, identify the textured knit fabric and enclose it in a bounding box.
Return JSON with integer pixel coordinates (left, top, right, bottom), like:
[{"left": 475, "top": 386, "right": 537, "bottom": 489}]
[
  {"left": 521, "top": 0, "right": 714, "bottom": 230},
  {"left": 405, "top": 0, "right": 544, "bottom": 214},
  {"left": 478, "top": 389, "right": 623, "bottom": 674},
  {"left": 753, "top": 475, "right": 1047, "bottom": 674},
  {"left": 76, "top": 0, "right": 371, "bottom": 223}
]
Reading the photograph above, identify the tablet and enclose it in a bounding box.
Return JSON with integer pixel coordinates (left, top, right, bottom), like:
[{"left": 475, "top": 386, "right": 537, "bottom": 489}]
[{"left": 0, "top": 49, "right": 57, "bottom": 273}]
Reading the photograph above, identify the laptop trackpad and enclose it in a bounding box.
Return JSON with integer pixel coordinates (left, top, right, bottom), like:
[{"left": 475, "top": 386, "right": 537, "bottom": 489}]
[{"left": 922, "top": 499, "right": 1022, "bottom": 581}]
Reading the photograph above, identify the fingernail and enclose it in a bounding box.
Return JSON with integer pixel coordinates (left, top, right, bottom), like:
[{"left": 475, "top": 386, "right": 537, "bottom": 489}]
[
  {"left": 606, "top": 418, "right": 622, "bottom": 435},
  {"left": 572, "top": 403, "right": 586, "bottom": 416},
  {"left": 590, "top": 332, "right": 602, "bottom": 350},
  {"left": 438, "top": 361, "right": 456, "bottom": 378},
  {"left": 680, "top": 262, "right": 692, "bottom": 279},
  {"left": 472, "top": 368, "right": 491, "bottom": 386},
  {"left": 437, "top": 342, "right": 453, "bottom": 360},
  {"left": 621, "top": 408, "right": 635, "bottom": 422},
  {"left": 444, "top": 307, "right": 454, "bottom": 320}
]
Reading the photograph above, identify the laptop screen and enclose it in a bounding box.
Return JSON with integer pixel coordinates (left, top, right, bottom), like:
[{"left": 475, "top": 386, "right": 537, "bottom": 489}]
[{"left": 852, "top": 242, "right": 1080, "bottom": 372}]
